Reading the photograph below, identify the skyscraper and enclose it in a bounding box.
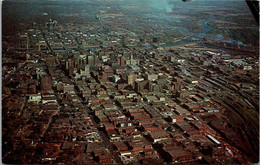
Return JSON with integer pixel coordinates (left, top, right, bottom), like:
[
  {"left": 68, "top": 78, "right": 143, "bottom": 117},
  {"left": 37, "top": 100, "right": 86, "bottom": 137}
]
[{"left": 87, "top": 55, "right": 95, "bottom": 67}]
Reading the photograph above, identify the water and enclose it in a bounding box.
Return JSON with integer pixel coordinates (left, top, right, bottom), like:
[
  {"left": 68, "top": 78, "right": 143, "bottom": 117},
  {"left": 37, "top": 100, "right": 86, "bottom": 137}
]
[
  {"left": 84, "top": 15, "right": 216, "bottom": 49},
  {"left": 161, "top": 15, "right": 216, "bottom": 47},
  {"left": 226, "top": 39, "right": 246, "bottom": 46},
  {"left": 194, "top": 16, "right": 216, "bottom": 38},
  {"left": 84, "top": 14, "right": 245, "bottom": 49}
]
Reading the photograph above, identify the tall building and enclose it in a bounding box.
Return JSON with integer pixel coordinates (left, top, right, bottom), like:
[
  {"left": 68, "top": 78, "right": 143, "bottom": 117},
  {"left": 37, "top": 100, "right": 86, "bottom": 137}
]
[
  {"left": 65, "top": 61, "right": 69, "bottom": 70},
  {"left": 135, "top": 82, "right": 141, "bottom": 93},
  {"left": 130, "top": 54, "right": 137, "bottom": 66},
  {"left": 28, "top": 84, "right": 37, "bottom": 94},
  {"left": 40, "top": 74, "right": 52, "bottom": 92},
  {"left": 87, "top": 55, "right": 95, "bottom": 67},
  {"left": 81, "top": 65, "right": 90, "bottom": 77},
  {"left": 127, "top": 73, "right": 137, "bottom": 85},
  {"left": 145, "top": 73, "right": 158, "bottom": 81},
  {"left": 46, "top": 19, "right": 57, "bottom": 30},
  {"left": 126, "top": 54, "right": 138, "bottom": 66},
  {"left": 66, "top": 59, "right": 74, "bottom": 70},
  {"left": 120, "top": 56, "right": 125, "bottom": 67}
]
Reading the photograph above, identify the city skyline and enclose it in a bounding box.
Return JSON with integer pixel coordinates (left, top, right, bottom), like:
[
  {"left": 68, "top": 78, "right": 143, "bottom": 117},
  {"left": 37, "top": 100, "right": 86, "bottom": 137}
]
[{"left": 2, "top": 0, "right": 259, "bottom": 164}]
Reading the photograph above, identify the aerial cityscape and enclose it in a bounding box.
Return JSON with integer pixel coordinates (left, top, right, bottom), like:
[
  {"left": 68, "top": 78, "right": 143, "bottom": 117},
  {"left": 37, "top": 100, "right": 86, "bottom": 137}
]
[{"left": 2, "top": 0, "right": 259, "bottom": 164}]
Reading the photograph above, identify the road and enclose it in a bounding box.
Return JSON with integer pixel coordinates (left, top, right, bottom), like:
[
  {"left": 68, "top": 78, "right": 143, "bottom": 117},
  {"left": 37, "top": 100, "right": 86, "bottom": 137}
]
[
  {"left": 69, "top": 74, "right": 123, "bottom": 164},
  {"left": 90, "top": 116, "right": 123, "bottom": 164}
]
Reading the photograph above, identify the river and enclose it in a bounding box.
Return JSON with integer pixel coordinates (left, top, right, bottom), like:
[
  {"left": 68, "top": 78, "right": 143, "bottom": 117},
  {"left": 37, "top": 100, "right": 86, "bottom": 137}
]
[
  {"left": 83, "top": 15, "right": 216, "bottom": 50},
  {"left": 160, "top": 15, "right": 216, "bottom": 48}
]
